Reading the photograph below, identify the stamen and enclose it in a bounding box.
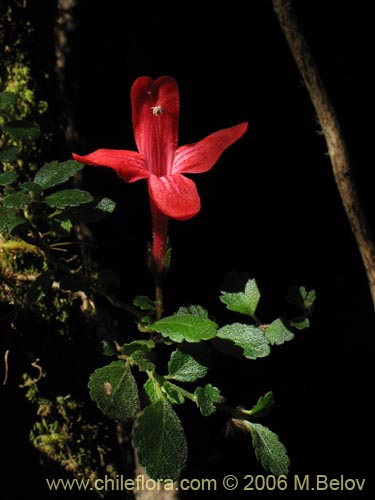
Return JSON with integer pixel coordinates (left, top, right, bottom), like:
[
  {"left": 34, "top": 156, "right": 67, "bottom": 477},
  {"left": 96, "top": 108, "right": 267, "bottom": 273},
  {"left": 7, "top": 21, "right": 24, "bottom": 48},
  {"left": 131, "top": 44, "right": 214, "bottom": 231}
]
[{"left": 151, "top": 105, "right": 163, "bottom": 116}]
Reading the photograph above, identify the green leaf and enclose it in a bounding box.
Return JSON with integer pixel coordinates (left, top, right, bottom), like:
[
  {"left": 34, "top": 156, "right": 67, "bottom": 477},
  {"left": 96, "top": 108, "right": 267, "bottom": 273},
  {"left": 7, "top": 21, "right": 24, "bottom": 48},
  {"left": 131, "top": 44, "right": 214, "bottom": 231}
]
[
  {"left": 3, "top": 191, "right": 30, "bottom": 209},
  {"left": 0, "top": 171, "right": 18, "bottom": 186},
  {"left": 167, "top": 343, "right": 212, "bottom": 382},
  {"left": 20, "top": 182, "right": 43, "bottom": 196},
  {"left": 176, "top": 304, "right": 209, "bottom": 318},
  {"left": 290, "top": 317, "right": 310, "bottom": 330},
  {"left": 264, "top": 319, "right": 294, "bottom": 346},
  {"left": 133, "top": 295, "right": 155, "bottom": 311},
  {"left": 72, "top": 196, "right": 116, "bottom": 223},
  {"left": 152, "top": 314, "right": 218, "bottom": 343},
  {"left": 45, "top": 189, "right": 93, "bottom": 208},
  {"left": 143, "top": 378, "right": 160, "bottom": 405},
  {"left": 34, "top": 160, "right": 83, "bottom": 189},
  {"left": 3, "top": 120, "right": 40, "bottom": 141},
  {"left": 88, "top": 361, "right": 139, "bottom": 420},
  {"left": 220, "top": 278, "right": 260, "bottom": 317},
  {"left": 248, "top": 392, "right": 275, "bottom": 418},
  {"left": 194, "top": 384, "right": 224, "bottom": 416},
  {"left": 133, "top": 399, "right": 188, "bottom": 480},
  {"left": 214, "top": 323, "right": 270, "bottom": 359},
  {"left": 161, "top": 381, "right": 185, "bottom": 405},
  {"left": 27, "top": 271, "right": 54, "bottom": 304},
  {"left": 101, "top": 339, "right": 117, "bottom": 357},
  {"left": 249, "top": 422, "right": 290, "bottom": 476},
  {"left": 51, "top": 218, "right": 73, "bottom": 235},
  {"left": 0, "top": 207, "right": 25, "bottom": 233},
  {"left": 0, "top": 91, "right": 17, "bottom": 111},
  {"left": 287, "top": 286, "right": 316, "bottom": 312},
  {"left": 96, "top": 196, "right": 116, "bottom": 213},
  {"left": 0, "top": 145, "right": 20, "bottom": 163},
  {"left": 121, "top": 341, "right": 156, "bottom": 372}
]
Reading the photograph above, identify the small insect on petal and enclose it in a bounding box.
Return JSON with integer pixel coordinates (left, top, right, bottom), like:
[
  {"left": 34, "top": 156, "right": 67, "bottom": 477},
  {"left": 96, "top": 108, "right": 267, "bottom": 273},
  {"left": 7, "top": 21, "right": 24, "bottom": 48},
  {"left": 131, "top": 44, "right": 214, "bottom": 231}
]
[
  {"left": 151, "top": 105, "right": 163, "bottom": 116},
  {"left": 103, "top": 382, "right": 112, "bottom": 395}
]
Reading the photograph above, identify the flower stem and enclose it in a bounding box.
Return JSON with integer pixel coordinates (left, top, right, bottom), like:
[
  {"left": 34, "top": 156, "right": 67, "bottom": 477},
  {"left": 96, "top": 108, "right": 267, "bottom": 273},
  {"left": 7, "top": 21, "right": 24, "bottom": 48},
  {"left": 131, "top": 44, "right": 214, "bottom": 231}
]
[{"left": 150, "top": 202, "right": 169, "bottom": 275}]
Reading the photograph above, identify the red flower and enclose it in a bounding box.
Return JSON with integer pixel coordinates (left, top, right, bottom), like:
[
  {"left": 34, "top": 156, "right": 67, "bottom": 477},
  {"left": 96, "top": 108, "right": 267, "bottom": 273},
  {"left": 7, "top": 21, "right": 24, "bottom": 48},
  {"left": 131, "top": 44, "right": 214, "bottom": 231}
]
[{"left": 73, "top": 76, "right": 248, "bottom": 272}]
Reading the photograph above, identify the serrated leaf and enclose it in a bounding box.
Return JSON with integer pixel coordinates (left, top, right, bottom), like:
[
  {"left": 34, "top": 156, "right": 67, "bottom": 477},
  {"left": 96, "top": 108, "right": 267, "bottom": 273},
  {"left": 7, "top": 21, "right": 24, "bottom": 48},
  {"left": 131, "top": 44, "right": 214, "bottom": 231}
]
[
  {"left": 3, "top": 191, "right": 30, "bottom": 209},
  {"left": 220, "top": 278, "right": 260, "bottom": 317},
  {"left": 167, "top": 343, "right": 212, "bottom": 382},
  {"left": 249, "top": 422, "right": 290, "bottom": 476},
  {"left": 133, "top": 399, "right": 188, "bottom": 480},
  {"left": 162, "top": 381, "right": 185, "bottom": 405},
  {"left": 0, "top": 146, "right": 20, "bottom": 163},
  {"left": 88, "top": 361, "right": 139, "bottom": 420},
  {"left": 0, "top": 171, "right": 18, "bottom": 185},
  {"left": 194, "top": 384, "right": 224, "bottom": 416},
  {"left": 133, "top": 295, "right": 155, "bottom": 311},
  {"left": 0, "top": 207, "right": 25, "bottom": 233},
  {"left": 248, "top": 392, "right": 275, "bottom": 418},
  {"left": 121, "top": 341, "right": 156, "bottom": 372},
  {"left": 264, "top": 319, "right": 294, "bottom": 346},
  {"left": 176, "top": 305, "right": 209, "bottom": 318},
  {"left": 214, "top": 323, "right": 270, "bottom": 359},
  {"left": 45, "top": 189, "right": 93, "bottom": 208},
  {"left": 3, "top": 120, "right": 40, "bottom": 141},
  {"left": 152, "top": 314, "right": 218, "bottom": 343},
  {"left": 0, "top": 91, "right": 17, "bottom": 111},
  {"left": 27, "top": 271, "right": 54, "bottom": 304},
  {"left": 34, "top": 160, "right": 83, "bottom": 189}
]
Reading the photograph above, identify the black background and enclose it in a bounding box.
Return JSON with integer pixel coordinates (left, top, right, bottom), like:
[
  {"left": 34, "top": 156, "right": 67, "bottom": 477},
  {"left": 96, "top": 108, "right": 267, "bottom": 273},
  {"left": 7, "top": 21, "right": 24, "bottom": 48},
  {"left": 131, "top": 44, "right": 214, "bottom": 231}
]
[{"left": 3, "top": 1, "right": 374, "bottom": 498}]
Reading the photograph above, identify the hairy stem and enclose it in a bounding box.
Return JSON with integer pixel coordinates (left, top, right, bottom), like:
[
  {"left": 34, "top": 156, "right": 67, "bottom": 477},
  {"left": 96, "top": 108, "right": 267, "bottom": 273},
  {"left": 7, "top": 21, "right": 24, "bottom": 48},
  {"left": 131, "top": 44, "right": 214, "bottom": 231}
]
[{"left": 272, "top": 0, "right": 375, "bottom": 310}]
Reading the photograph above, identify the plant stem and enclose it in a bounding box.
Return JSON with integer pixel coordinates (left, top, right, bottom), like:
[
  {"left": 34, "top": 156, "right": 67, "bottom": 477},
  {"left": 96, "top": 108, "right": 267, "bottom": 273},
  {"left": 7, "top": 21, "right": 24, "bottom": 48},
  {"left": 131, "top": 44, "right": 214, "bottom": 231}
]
[
  {"left": 272, "top": 0, "right": 375, "bottom": 310},
  {"left": 155, "top": 278, "right": 163, "bottom": 320}
]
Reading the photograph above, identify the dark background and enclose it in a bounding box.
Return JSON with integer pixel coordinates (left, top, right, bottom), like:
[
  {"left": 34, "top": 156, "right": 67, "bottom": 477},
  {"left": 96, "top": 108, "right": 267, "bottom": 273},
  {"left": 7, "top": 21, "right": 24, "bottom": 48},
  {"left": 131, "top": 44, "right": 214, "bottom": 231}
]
[{"left": 3, "top": 1, "right": 374, "bottom": 498}]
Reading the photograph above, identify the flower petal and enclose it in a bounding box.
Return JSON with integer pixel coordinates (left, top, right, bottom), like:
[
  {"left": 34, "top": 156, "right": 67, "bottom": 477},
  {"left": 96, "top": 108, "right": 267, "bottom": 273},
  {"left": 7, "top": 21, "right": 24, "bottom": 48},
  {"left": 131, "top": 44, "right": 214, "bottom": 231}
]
[
  {"left": 131, "top": 76, "right": 179, "bottom": 176},
  {"left": 148, "top": 174, "right": 201, "bottom": 221},
  {"left": 72, "top": 150, "right": 149, "bottom": 183},
  {"left": 172, "top": 122, "right": 248, "bottom": 175}
]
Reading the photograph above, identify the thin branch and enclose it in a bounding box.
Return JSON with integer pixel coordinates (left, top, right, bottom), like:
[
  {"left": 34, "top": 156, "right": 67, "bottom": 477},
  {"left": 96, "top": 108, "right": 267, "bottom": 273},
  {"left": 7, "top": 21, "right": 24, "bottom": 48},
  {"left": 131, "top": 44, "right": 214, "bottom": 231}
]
[{"left": 272, "top": 0, "right": 375, "bottom": 310}]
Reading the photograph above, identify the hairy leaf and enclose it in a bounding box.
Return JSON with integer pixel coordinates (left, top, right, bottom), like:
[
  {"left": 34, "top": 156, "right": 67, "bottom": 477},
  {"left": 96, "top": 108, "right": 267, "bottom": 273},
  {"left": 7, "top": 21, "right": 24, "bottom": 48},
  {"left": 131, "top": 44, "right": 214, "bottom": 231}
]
[
  {"left": 249, "top": 422, "right": 290, "bottom": 476},
  {"left": 3, "top": 120, "right": 40, "bottom": 141},
  {"left": 34, "top": 160, "right": 83, "bottom": 189},
  {"left": 88, "top": 361, "right": 138, "bottom": 420},
  {"left": 194, "top": 384, "right": 224, "bottom": 416},
  {"left": 152, "top": 314, "right": 218, "bottom": 343},
  {"left": 220, "top": 278, "right": 260, "bottom": 317},
  {"left": 3, "top": 191, "right": 30, "bottom": 209},
  {"left": 0, "top": 171, "right": 18, "bottom": 186},
  {"left": 133, "top": 399, "right": 188, "bottom": 480},
  {"left": 45, "top": 189, "right": 93, "bottom": 208},
  {"left": 0, "top": 146, "right": 20, "bottom": 163},
  {"left": 215, "top": 323, "right": 270, "bottom": 359},
  {"left": 264, "top": 319, "right": 294, "bottom": 346},
  {"left": 176, "top": 304, "right": 209, "bottom": 318},
  {"left": 0, "top": 207, "right": 25, "bottom": 233},
  {"left": 167, "top": 343, "right": 212, "bottom": 382}
]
